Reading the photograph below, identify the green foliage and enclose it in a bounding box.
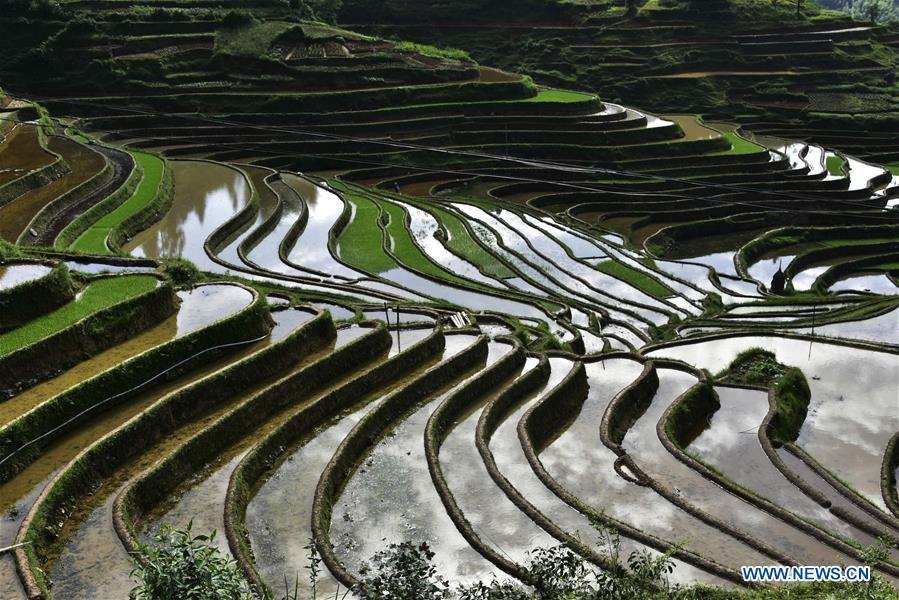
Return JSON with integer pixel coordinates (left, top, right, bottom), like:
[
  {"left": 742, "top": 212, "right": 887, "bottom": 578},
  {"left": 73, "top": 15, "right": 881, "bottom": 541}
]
[
  {"left": 162, "top": 258, "right": 202, "bottom": 287},
  {"left": 701, "top": 293, "right": 724, "bottom": 317},
  {"left": 133, "top": 526, "right": 898, "bottom": 600},
  {"left": 395, "top": 41, "right": 472, "bottom": 62},
  {"left": 0, "top": 241, "right": 23, "bottom": 261},
  {"left": 826, "top": 154, "right": 846, "bottom": 177},
  {"left": 666, "top": 382, "right": 720, "bottom": 448},
  {"left": 594, "top": 260, "right": 673, "bottom": 298},
  {"left": 215, "top": 21, "right": 292, "bottom": 58},
  {"left": 0, "top": 275, "right": 157, "bottom": 356},
  {"left": 769, "top": 367, "right": 812, "bottom": 443},
  {"left": 720, "top": 347, "right": 787, "bottom": 386},
  {"left": 71, "top": 152, "right": 165, "bottom": 254},
  {"left": 357, "top": 542, "right": 450, "bottom": 599},
  {"left": 130, "top": 522, "right": 250, "bottom": 600},
  {"left": 822, "top": 0, "right": 899, "bottom": 23},
  {"left": 335, "top": 193, "right": 397, "bottom": 273},
  {"left": 717, "top": 131, "right": 764, "bottom": 156}
]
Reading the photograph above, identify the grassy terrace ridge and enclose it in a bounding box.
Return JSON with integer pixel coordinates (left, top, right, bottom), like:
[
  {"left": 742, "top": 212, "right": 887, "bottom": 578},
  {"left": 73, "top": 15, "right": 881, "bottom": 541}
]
[
  {"left": 335, "top": 191, "right": 398, "bottom": 273},
  {"left": 406, "top": 198, "right": 517, "bottom": 279},
  {"left": 718, "top": 131, "right": 766, "bottom": 155},
  {"left": 0, "top": 274, "right": 158, "bottom": 355},
  {"left": 70, "top": 151, "right": 165, "bottom": 253},
  {"left": 594, "top": 259, "right": 674, "bottom": 298},
  {"left": 380, "top": 197, "right": 478, "bottom": 285}
]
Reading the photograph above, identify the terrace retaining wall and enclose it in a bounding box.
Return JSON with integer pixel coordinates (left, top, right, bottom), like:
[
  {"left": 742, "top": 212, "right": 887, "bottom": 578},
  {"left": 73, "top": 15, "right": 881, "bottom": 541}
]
[
  {"left": 0, "top": 260, "right": 75, "bottom": 333},
  {"left": 423, "top": 339, "right": 530, "bottom": 580},
  {"left": 0, "top": 274, "right": 176, "bottom": 400},
  {"left": 114, "top": 320, "right": 389, "bottom": 557},
  {"left": 54, "top": 151, "right": 145, "bottom": 249},
  {"left": 520, "top": 360, "right": 747, "bottom": 585},
  {"left": 312, "top": 334, "right": 488, "bottom": 590},
  {"left": 0, "top": 283, "right": 268, "bottom": 482},
  {"left": 225, "top": 328, "right": 445, "bottom": 597},
  {"left": 13, "top": 309, "right": 334, "bottom": 600}
]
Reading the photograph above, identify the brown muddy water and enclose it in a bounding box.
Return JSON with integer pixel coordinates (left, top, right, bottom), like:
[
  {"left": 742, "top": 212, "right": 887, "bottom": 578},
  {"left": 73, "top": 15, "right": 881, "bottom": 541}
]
[
  {"left": 42, "top": 311, "right": 335, "bottom": 599},
  {"left": 0, "top": 125, "right": 55, "bottom": 187},
  {"left": 0, "top": 264, "right": 51, "bottom": 289},
  {"left": 540, "top": 361, "right": 771, "bottom": 578},
  {"left": 648, "top": 336, "right": 899, "bottom": 513},
  {"left": 126, "top": 161, "right": 250, "bottom": 273},
  {"left": 0, "top": 136, "right": 105, "bottom": 242}
]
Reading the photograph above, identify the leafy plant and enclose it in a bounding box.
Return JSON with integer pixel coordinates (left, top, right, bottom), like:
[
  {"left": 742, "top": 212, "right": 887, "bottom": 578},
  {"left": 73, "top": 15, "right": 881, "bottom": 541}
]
[
  {"left": 129, "top": 522, "right": 250, "bottom": 600},
  {"left": 356, "top": 541, "right": 451, "bottom": 599}
]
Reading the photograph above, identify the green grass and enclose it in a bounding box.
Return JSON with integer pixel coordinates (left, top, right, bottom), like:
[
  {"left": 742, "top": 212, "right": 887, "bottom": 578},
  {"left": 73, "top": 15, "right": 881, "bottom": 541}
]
[
  {"left": 594, "top": 260, "right": 673, "bottom": 298},
  {"left": 886, "top": 163, "right": 899, "bottom": 176},
  {"left": 381, "top": 200, "right": 455, "bottom": 277},
  {"left": 380, "top": 198, "right": 503, "bottom": 289},
  {"left": 215, "top": 21, "right": 294, "bottom": 57},
  {"left": 0, "top": 275, "right": 158, "bottom": 356},
  {"left": 826, "top": 154, "right": 845, "bottom": 177},
  {"left": 719, "top": 131, "right": 765, "bottom": 155},
  {"left": 409, "top": 202, "right": 516, "bottom": 279},
  {"left": 335, "top": 193, "right": 397, "bottom": 274},
  {"left": 523, "top": 89, "right": 596, "bottom": 103},
  {"left": 394, "top": 41, "right": 471, "bottom": 62},
  {"left": 71, "top": 152, "right": 164, "bottom": 254}
]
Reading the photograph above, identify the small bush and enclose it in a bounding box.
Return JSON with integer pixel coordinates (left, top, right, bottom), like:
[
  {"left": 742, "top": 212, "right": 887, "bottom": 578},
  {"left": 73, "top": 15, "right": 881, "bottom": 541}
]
[
  {"left": 769, "top": 367, "right": 811, "bottom": 444},
  {"left": 162, "top": 258, "right": 202, "bottom": 287},
  {"left": 721, "top": 347, "right": 786, "bottom": 386},
  {"left": 129, "top": 523, "right": 249, "bottom": 600}
]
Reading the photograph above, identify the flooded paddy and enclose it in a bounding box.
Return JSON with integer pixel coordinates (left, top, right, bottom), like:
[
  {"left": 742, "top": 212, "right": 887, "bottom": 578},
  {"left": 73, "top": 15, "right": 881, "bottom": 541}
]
[
  {"left": 44, "top": 310, "right": 333, "bottom": 599},
  {"left": 242, "top": 174, "right": 304, "bottom": 272},
  {"left": 487, "top": 359, "right": 718, "bottom": 585},
  {"left": 141, "top": 324, "right": 381, "bottom": 560},
  {"left": 215, "top": 165, "right": 280, "bottom": 267},
  {"left": 541, "top": 360, "right": 772, "bottom": 576},
  {"left": 64, "top": 261, "right": 155, "bottom": 274},
  {"left": 282, "top": 175, "right": 363, "bottom": 280},
  {"left": 126, "top": 160, "right": 251, "bottom": 272},
  {"left": 401, "top": 202, "right": 509, "bottom": 289},
  {"left": 0, "top": 283, "right": 248, "bottom": 425},
  {"left": 622, "top": 368, "right": 859, "bottom": 567},
  {"left": 648, "top": 336, "right": 899, "bottom": 513},
  {"left": 246, "top": 327, "right": 434, "bottom": 597},
  {"left": 691, "top": 386, "right": 886, "bottom": 549},
  {"left": 0, "top": 326, "right": 272, "bottom": 599},
  {"left": 440, "top": 358, "right": 557, "bottom": 567},
  {"left": 0, "top": 263, "right": 51, "bottom": 289},
  {"left": 830, "top": 274, "right": 899, "bottom": 295},
  {"left": 330, "top": 335, "right": 499, "bottom": 584},
  {"left": 785, "top": 308, "right": 898, "bottom": 345}
]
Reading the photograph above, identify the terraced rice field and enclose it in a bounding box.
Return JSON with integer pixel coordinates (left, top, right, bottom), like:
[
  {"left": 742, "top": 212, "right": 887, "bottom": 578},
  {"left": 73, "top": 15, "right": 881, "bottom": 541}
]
[{"left": 0, "top": 2, "right": 897, "bottom": 598}]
